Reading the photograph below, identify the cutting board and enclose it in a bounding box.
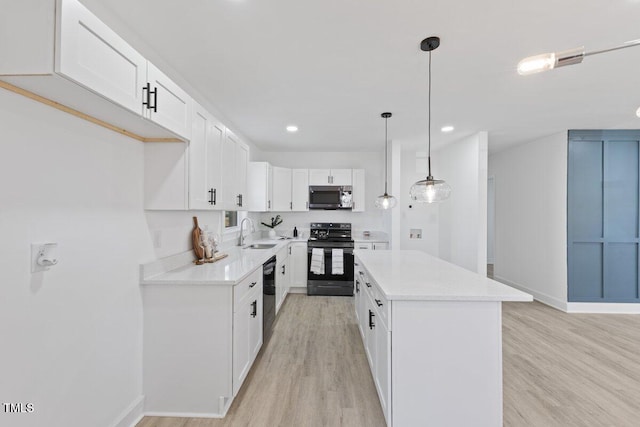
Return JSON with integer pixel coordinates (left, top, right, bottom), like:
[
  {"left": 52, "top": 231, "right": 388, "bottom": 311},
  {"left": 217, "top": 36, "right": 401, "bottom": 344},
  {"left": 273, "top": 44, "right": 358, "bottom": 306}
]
[{"left": 192, "top": 216, "right": 205, "bottom": 262}]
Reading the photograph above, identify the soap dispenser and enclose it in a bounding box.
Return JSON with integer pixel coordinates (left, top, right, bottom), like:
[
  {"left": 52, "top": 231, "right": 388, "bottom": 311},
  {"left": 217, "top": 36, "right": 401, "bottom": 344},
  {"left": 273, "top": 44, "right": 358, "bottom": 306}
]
[{"left": 293, "top": 226, "right": 298, "bottom": 238}]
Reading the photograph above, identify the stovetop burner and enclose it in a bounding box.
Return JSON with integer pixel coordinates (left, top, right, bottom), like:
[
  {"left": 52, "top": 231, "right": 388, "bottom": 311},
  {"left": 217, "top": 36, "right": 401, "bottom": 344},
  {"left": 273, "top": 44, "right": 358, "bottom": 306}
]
[{"left": 308, "top": 222, "right": 353, "bottom": 244}]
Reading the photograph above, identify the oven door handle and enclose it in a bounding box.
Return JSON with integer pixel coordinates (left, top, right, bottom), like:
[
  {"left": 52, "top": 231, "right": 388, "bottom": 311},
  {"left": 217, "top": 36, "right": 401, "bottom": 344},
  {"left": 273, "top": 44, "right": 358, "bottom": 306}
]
[{"left": 307, "top": 248, "right": 354, "bottom": 255}]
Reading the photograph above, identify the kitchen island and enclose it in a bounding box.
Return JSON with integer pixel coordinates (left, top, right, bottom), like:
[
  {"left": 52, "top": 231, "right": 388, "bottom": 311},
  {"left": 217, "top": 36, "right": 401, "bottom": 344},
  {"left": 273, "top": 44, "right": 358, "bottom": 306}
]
[{"left": 353, "top": 250, "right": 532, "bottom": 427}]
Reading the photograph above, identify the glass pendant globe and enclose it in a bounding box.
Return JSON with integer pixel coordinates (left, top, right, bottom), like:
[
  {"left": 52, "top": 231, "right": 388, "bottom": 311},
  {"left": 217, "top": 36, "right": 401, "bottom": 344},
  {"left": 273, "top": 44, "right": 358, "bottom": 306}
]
[
  {"left": 409, "top": 178, "right": 451, "bottom": 203},
  {"left": 375, "top": 193, "right": 397, "bottom": 210}
]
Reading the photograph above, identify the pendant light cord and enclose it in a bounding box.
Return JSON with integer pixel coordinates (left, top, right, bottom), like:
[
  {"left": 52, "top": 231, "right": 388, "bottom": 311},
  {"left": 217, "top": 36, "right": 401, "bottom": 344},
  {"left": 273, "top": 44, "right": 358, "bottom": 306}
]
[
  {"left": 427, "top": 50, "right": 432, "bottom": 179},
  {"left": 384, "top": 116, "right": 388, "bottom": 194}
]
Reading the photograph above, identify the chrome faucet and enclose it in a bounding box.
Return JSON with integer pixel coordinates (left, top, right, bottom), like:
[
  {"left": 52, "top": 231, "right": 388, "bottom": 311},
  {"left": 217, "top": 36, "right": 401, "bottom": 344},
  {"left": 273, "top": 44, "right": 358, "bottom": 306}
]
[{"left": 238, "top": 217, "right": 255, "bottom": 246}]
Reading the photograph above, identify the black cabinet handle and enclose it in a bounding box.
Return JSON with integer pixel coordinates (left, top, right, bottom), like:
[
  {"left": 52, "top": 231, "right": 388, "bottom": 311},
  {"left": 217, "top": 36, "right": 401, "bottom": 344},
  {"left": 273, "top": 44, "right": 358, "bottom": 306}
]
[
  {"left": 208, "top": 188, "right": 214, "bottom": 205},
  {"left": 375, "top": 299, "right": 383, "bottom": 307},
  {"left": 354, "top": 262, "right": 359, "bottom": 266},
  {"left": 369, "top": 310, "right": 375, "bottom": 329},
  {"left": 142, "top": 83, "right": 150, "bottom": 109},
  {"left": 355, "top": 280, "right": 360, "bottom": 293},
  {"left": 151, "top": 86, "right": 158, "bottom": 112},
  {"left": 237, "top": 194, "right": 243, "bottom": 207},
  {"left": 249, "top": 281, "right": 257, "bottom": 288},
  {"left": 290, "top": 201, "right": 292, "bottom": 210},
  {"left": 143, "top": 83, "right": 157, "bottom": 112},
  {"left": 289, "top": 246, "right": 291, "bottom": 255},
  {"left": 213, "top": 188, "right": 217, "bottom": 205},
  {"left": 268, "top": 200, "right": 271, "bottom": 209},
  {"left": 282, "top": 265, "right": 286, "bottom": 275},
  {"left": 365, "top": 282, "right": 371, "bottom": 288},
  {"left": 251, "top": 300, "right": 257, "bottom": 317}
]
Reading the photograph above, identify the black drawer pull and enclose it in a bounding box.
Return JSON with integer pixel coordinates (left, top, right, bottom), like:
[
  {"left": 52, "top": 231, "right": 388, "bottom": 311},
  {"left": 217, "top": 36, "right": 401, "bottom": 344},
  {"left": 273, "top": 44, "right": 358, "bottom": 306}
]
[
  {"left": 369, "top": 310, "right": 375, "bottom": 329},
  {"left": 251, "top": 300, "right": 257, "bottom": 317},
  {"left": 365, "top": 282, "right": 371, "bottom": 288},
  {"left": 375, "top": 299, "right": 383, "bottom": 307},
  {"left": 249, "top": 281, "right": 257, "bottom": 288}
]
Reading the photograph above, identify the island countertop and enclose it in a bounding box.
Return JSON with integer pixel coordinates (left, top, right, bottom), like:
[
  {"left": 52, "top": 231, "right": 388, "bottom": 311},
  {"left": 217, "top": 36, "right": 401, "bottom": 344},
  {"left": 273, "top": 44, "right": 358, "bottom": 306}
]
[{"left": 354, "top": 249, "right": 532, "bottom": 302}]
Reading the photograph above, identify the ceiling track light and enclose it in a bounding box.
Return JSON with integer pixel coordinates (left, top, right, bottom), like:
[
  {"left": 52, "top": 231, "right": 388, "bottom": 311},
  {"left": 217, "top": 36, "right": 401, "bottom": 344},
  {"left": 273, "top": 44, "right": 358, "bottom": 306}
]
[
  {"left": 409, "top": 36, "right": 452, "bottom": 204},
  {"left": 517, "top": 38, "right": 640, "bottom": 75}
]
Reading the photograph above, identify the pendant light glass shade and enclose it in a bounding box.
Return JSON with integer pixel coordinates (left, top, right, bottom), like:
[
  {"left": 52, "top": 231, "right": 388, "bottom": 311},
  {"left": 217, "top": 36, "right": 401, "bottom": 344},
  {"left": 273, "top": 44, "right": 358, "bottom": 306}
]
[
  {"left": 375, "top": 112, "right": 397, "bottom": 210},
  {"left": 409, "top": 178, "right": 451, "bottom": 203},
  {"left": 411, "top": 36, "right": 451, "bottom": 204},
  {"left": 375, "top": 193, "right": 397, "bottom": 209}
]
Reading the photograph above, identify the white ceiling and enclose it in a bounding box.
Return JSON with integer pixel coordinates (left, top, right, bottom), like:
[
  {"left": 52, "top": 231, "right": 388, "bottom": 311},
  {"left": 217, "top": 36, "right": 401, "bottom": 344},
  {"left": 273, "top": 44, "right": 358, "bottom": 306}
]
[{"left": 82, "top": 0, "right": 640, "bottom": 153}]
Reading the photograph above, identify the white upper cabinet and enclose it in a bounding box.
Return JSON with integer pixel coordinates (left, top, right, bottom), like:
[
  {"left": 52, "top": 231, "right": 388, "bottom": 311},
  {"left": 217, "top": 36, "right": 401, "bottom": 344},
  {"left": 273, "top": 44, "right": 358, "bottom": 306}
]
[
  {"left": 56, "top": 0, "right": 147, "bottom": 115},
  {"left": 0, "top": 0, "right": 191, "bottom": 141},
  {"left": 189, "top": 104, "right": 223, "bottom": 210},
  {"left": 220, "top": 130, "right": 249, "bottom": 211},
  {"left": 331, "top": 169, "right": 353, "bottom": 186},
  {"left": 272, "top": 167, "right": 292, "bottom": 211},
  {"left": 352, "top": 169, "right": 365, "bottom": 212},
  {"left": 291, "top": 169, "right": 309, "bottom": 211},
  {"left": 247, "top": 162, "right": 273, "bottom": 212},
  {"left": 309, "top": 169, "right": 352, "bottom": 186},
  {"left": 309, "top": 169, "right": 332, "bottom": 185},
  {"left": 145, "top": 62, "right": 193, "bottom": 139}
]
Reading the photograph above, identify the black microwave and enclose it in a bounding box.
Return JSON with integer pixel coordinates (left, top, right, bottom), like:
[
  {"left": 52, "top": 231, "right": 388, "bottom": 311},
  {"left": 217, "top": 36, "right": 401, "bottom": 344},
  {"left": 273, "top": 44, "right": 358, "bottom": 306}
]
[{"left": 309, "top": 186, "right": 353, "bottom": 210}]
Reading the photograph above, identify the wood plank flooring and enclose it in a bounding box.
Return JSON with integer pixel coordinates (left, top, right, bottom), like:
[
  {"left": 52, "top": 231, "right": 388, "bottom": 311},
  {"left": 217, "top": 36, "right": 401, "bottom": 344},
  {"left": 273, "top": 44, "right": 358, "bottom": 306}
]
[
  {"left": 137, "top": 295, "right": 385, "bottom": 427},
  {"left": 138, "top": 295, "right": 640, "bottom": 427}
]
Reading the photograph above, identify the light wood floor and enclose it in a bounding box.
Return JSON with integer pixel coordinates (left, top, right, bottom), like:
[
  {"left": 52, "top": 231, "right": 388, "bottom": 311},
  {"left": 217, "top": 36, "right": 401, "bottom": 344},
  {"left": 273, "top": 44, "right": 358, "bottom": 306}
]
[
  {"left": 138, "top": 295, "right": 385, "bottom": 427},
  {"left": 138, "top": 295, "right": 640, "bottom": 427}
]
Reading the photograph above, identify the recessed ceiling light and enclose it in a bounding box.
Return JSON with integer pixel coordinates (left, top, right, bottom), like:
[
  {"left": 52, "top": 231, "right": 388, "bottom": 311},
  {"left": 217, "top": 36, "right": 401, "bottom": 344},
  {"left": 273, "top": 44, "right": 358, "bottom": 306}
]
[
  {"left": 441, "top": 125, "right": 454, "bottom": 133},
  {"left": 286, "top": 125, "right": 298, "bottom": 133}
]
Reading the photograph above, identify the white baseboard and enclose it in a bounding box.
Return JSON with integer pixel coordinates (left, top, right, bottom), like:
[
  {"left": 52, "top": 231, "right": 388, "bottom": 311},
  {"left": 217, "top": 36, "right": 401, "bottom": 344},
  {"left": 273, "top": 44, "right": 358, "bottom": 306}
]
[
  {"left": 493, "top": 275, "right": 567, "bottom": 312},
  {"left": 566, "top": 302, "right": 640, "bottom": 314},
  {"left": 111, "top": 395, "right": 144, "bottom": 427},
  {"left": 288, "top": 287, "right": 307, "bottom": 294},
  {"left": 144, "top": 411, "right": 224, "bottom": 419}
]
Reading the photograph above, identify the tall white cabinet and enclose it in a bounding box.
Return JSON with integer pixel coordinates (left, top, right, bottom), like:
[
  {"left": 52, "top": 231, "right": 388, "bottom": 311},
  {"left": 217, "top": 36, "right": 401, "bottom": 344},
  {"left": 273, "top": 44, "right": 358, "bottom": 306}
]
[{"left": 272, "top": 167, "right": 293, "bottom": 211}]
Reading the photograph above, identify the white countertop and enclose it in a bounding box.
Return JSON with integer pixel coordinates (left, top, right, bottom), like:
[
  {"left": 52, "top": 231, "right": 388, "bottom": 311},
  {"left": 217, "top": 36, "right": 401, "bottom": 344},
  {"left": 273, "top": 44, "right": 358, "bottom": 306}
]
[
  {"left": 141, "top": 238, "right": 306, "bottom": 286},
  {"left": 354, "top": 250, "right": 532, "bottom": 302}
]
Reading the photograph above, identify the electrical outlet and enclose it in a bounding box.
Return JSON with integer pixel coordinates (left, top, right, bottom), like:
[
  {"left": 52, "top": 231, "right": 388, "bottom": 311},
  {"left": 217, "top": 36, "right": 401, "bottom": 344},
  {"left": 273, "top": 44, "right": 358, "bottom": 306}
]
[{"left": 410, "top": 228, "right": 422, "bottom": 239}]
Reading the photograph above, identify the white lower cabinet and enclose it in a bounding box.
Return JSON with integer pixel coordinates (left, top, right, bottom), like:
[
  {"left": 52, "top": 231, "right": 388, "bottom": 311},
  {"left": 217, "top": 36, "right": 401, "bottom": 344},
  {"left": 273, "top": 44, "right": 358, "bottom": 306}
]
[
  {"left": 233, "top": 278, "right": 263, "bottom": 396},
  {"left": 142, "top": 267, "right": 263, "bottom": 416},
  {"left": 355, "top": 257, "right": 391, "bottom": 426},
  {"left": 289, "top": 242, "right": 308, "bottom": 288},
  {"left": 275, "top": 246, "right": 289, "bottom": 313}
]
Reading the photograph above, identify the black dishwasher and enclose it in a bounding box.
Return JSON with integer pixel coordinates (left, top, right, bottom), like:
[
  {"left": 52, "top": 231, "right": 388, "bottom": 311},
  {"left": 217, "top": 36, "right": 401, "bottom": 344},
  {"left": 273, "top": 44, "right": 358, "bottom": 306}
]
[{"left": 262, "top": 256, "right": 276, "bottom": 342}]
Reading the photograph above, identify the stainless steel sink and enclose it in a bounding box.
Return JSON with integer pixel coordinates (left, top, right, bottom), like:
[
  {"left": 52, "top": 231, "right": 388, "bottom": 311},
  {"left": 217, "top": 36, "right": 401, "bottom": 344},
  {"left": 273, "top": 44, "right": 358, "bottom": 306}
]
[{"left": 244, "top": 243, "right": 278, "bottom": 249}]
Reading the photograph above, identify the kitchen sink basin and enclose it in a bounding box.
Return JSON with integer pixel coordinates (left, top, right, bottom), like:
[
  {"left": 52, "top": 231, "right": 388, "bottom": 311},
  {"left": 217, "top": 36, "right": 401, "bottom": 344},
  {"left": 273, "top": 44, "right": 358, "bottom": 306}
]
[{"left": 244, "top": 243, "right": 278, "bottom": 250}]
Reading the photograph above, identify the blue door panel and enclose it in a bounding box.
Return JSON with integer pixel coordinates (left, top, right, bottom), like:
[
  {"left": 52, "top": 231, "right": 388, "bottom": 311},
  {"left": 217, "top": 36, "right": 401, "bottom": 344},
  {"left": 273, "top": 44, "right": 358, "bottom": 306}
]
[{"left": 568, "top": 130, "right": 640, "bottom": 303}]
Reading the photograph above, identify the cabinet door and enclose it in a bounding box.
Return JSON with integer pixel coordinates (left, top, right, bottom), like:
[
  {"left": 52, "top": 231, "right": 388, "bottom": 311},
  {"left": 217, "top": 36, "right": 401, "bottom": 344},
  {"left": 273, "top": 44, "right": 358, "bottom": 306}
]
[
  {"left": 219, "top": 131, "right": 237, "bottom": 210},
  {"left": 331, "top": 169, "right": 353, "bottom": 186},
  {"left": 189, "top": 105, "right": 211, "bottom": 209},
  {"left": 208, "top": 121, "right": 225, "bottom": 209},
  {"left": 375, "top": 323, "right": 391, "bottom": 424},
  {"left": 232, "top": 299, "right": 251, "bottom": 396},
  {"left": 248, "top": 293, "right": 263, "bottom": 360},
  {"left": 272, "top": 167, "right": 292, "bottom": 211},
  {"left": 57, "top": 0, "right": 146, "bottom": 114},
  {"left": 247, "top": 162, "right": 272, "bottom": 212},
  {"left": 364, "top": 298, "right": 377, "bottom": 370},
  {"left": 309, "top": 169, "right": 331, "bottom": 185},
  {"left": 290, "top": 243, "right": 308, "bottom": 287},
  {"left": 291, "top": 169, "right": 309, "bottom": 211},
  {"left": 275, "top": 258, "right": 289, "bottom": 313},
  {"left": 352, "top": 169, "right": 365, "bottom": 212},
  {"left": 234, "top": 136, "right": 249, "bottom": 209},
  {"left": 146, "top": 62, "right": 193, "bottom": 139}
]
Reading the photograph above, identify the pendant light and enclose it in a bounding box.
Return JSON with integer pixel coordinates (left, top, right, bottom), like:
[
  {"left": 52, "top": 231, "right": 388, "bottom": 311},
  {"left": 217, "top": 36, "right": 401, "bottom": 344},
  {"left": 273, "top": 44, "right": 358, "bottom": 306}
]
[
  {"left": 409, "top": 36, "right": 452, "bottom": 203},
  {"left": 375, "top": 112, "right": 397, "bottom": 209}
]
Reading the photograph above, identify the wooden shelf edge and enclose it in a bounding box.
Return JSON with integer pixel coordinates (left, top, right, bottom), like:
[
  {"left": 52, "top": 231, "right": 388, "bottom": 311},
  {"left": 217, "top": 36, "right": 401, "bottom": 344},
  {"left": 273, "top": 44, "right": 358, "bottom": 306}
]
[{"left": 0, "top": 80, "right": 183, "bottom": 143}]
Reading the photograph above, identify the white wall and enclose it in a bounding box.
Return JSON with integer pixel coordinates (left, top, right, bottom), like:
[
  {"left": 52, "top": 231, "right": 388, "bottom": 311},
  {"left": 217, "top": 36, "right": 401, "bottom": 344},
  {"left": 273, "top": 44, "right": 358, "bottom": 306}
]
[
  {"left": 393, "top": 132, "right": 488, "bottom": 274},
  {"left": 0, "top": 90, "right": 153, "bottom": 427},
  {"left": 438, "top": 132, "right": 488, "bottom": 274},
  {"left": 489, "top": 131, "right": 568, "bottom": 308},
  {"left": 255, "top": 151, "right": 389, "bottom": 238}
]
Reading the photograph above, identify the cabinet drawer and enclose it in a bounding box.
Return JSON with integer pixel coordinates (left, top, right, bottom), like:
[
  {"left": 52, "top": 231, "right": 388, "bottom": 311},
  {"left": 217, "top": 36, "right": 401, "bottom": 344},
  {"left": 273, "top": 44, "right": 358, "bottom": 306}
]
[
  {"left": 370, "top": 284, "right": 391, "bottom": 330},
  {"left": 234, "top": 268, "right": 263, "bottom": 310},
  {"left": 355, "top": 242, "right": 372, "bottom": 250}
]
